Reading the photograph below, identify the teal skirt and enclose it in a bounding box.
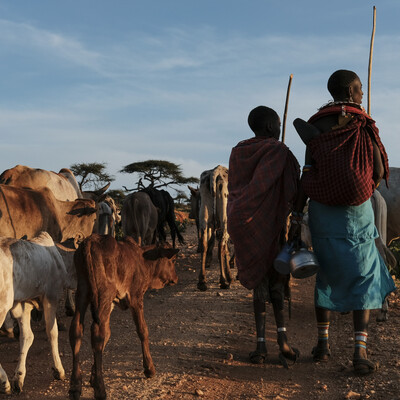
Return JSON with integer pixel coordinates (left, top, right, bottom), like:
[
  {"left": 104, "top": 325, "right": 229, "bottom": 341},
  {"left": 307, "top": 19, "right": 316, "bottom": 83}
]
[{"left": 308, "top": 199, "right": 396, "bottom": 312}]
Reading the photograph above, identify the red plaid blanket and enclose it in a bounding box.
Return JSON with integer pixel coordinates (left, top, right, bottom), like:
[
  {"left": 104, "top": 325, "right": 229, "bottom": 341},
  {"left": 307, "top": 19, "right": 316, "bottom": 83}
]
[
  {"left": 227, "top": 137, "right": 299, "bottom": 290},
  {"left": 302, "top": 105, "right": 389, "bottom": 206}
]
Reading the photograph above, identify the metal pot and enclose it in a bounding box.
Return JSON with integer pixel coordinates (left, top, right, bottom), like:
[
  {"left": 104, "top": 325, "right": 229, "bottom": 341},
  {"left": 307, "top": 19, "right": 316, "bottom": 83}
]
[
  {"left": 289, "top": 248, "right": 319, "bottom": 279},
  {"left": 273, "top": 243, "right": 293, "bottom": 275}
]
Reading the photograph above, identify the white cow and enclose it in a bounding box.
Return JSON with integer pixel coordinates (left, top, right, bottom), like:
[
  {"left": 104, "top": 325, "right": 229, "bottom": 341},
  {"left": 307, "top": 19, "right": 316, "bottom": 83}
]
[
  {"left": 197, "top": 165, "right": 232, "bottom": 291},
  {"left": 0, "top": 232, "right": 76, "bottom": 394}
]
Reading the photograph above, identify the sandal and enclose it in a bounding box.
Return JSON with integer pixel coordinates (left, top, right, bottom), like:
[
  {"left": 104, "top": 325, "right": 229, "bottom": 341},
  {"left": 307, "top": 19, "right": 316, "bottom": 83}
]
[
  {"left": 353, "top": 358, "right": 378, "bottom": 375},
  {"left": 312, "top": 345, "right": 331, "bottom": 362},
  {"left": 249, "top": 350, "right": 267, "bottom": 364},
  {"left": 279, "top": 347, "right": 300, "bottom": 369}
]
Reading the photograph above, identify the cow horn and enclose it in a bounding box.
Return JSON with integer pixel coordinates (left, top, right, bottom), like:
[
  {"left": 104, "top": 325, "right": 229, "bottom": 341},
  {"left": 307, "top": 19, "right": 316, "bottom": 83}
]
[{"left": 83, "top": 182, "right": 111, "bottom": 199}]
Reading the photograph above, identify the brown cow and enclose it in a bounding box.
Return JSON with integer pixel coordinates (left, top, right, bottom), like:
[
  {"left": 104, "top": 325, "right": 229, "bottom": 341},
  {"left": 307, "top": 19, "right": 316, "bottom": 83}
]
[
  {"left": 69, "top": 234, "right": 179, "bottom": 400},
  {"left": 121, "top": 192, "right": 158, "bottom": 245},
  {"left": 0, "top": 185, "right": 97, "bottom": 242}
]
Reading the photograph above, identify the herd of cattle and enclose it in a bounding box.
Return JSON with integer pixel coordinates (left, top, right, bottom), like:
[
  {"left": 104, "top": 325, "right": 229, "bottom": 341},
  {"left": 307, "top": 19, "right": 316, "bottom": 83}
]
[{"left": 0, "top": 163, "right": 398, "bottom": 399}]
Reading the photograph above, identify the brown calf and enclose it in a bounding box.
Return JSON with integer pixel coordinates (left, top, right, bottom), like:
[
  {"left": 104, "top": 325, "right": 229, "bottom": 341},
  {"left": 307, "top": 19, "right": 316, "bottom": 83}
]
[{"left": 69, "top": 234, "right": 179, "bottom": 400}]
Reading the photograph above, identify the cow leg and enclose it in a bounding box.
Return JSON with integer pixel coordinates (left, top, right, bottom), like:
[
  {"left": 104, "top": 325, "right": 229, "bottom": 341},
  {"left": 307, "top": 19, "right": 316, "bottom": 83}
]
[
  {"left": 10, "top": 302, "right": 35, "bottom": 393},
  {"left": 158, "top": 223, "right": 167, "bottom": 244},
  {"left": 196, "top": 221, "right": 202, "bottom": 253},
  {"left": 0, "top": 363, "right": 10, "bottom": 395},
  {"left": 65, "top": 288, "right": 76, "bottom": 317},
  {"left": 90, "top": 302, "right": 112, "bottom": 400},
  {"left": 218, "top": 236, "right": 232, "bottom": 289},
  {"left": 198, "top": 229, "right": 210, "bottom": 291},
  {"left": 130, "top": 300, "right": 155, "bottom": 378},
  {"left": 0, "top": 309, "right": 11, "bottom": 394},
  {"left": 42, "top": 297, "right": 65, "bottom": 381},
  {"left": 205, "top": 232, "right": 215, "bottom": 268},
  {"left": 69, "top": 288, "right": 89, "bottom": 400}
]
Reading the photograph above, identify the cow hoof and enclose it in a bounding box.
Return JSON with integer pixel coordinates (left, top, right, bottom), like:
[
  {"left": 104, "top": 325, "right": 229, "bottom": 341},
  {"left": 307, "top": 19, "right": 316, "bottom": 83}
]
[
  {"left": 69, "top": 388, "right": 82, "bottom": 400},
  {"left": 144, "top": 367, "right": 156, "bottom": 379},
  {"left": 52, "top": 367, "right": 65, "bottom": 380},
  {"left": 197, "top": 282, "right": 208, "bottom": 291},
  {"left": 0, "top": 380, "right": 11, "bottom": 395},
  {"left": 11, "top": 379, "right": 22, "bottom": 394},
  {"left": 219, "top": 282, "right": 230, "bottom": 289},
  {"left": 94, "top": 390, "right": 107, "bottom": 400}
]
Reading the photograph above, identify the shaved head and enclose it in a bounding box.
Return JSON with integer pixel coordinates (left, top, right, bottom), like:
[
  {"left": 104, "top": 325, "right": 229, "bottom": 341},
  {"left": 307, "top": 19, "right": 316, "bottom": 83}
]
[
  {"left": 248, "top": 106, "right": 280, "bottom": 139},
  {"left": 327, "top": 69, "right": 360, "bottom": 100}
]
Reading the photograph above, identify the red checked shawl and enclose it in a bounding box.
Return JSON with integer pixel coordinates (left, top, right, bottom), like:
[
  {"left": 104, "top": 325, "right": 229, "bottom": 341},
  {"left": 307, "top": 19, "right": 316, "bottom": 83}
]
[
  {"left": 302, "top": 105, "right": 389, "bottom": 206},
  {"left": 227, "top": 137, "right": 299, "bottom": 290}
]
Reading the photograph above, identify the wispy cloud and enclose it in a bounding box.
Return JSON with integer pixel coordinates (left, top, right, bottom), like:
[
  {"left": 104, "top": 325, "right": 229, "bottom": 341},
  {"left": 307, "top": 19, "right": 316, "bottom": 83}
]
[
  {"left": 1, "top": 19, "right": 399, "bottom": 190},
  {"left": 0, "top": 19, "right": 103, "bottom": 72}
]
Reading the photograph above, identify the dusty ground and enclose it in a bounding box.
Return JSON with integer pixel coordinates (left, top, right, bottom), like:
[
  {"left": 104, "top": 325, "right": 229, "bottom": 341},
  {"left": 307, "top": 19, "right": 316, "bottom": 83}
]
[{"left": 1, "top": 222, "right": 400, "bottom": 400}]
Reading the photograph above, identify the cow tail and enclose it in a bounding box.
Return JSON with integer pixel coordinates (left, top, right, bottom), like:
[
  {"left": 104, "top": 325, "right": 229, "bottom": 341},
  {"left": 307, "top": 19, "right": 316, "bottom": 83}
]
[
  {"left": 132, "top": 198, "right": 142, "bottom": 245},
  {"left": 175, "top": 222, "right": 185, "bottom": 245},
  {"left": 82, "top": 240, "right": 101, "bottom": 325}
]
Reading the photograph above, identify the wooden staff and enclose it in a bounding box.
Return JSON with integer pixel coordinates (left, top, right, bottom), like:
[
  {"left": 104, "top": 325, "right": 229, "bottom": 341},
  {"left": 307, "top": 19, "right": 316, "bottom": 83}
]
[
  {"left": 282, "top": 74, "right": 293, "bottom": 143},
  {"left": 368, "top": 6, "right": 376, "bottom": 116}
]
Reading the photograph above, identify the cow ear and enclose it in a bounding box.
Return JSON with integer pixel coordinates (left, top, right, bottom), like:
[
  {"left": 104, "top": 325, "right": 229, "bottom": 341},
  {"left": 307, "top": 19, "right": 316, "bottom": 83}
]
[
  {"left": 188, "top": 186, "right": 199, "bottom": 195},
  {"left": 142, "top": 248, "right": 161, "bottom": 261},
  {"left": 84, "top": 207, "right": 98, "bottom": 216},
  {"left": 143, "top": 247, "right": 179, "bottom": 260},
  {"left": 160, "top": 248, "right": 179, "bottom": 259}
]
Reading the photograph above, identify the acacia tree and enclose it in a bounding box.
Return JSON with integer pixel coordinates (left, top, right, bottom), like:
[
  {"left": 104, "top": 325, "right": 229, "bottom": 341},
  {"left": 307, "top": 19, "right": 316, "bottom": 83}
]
[
  {"left": 120, "top": 160, "right": 199, "bottom": 193},
  {"left": 70, "top": 162, "right": 115, "bottom": 191}
]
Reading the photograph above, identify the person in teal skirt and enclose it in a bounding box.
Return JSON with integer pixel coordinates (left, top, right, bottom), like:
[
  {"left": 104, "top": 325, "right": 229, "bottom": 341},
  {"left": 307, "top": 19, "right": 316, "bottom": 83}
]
[{"left": 290, "top": 69, "right": 396, "bottom": 375}]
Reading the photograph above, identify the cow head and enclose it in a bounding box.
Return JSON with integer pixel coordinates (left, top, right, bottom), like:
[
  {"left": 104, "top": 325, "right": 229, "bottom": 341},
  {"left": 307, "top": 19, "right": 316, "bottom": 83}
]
[
  {"left": 64, "top": 199, "right": 98, "bottom": 240},
  {"left": 143, "top": 246, "right": 179, "bottom": 289}
]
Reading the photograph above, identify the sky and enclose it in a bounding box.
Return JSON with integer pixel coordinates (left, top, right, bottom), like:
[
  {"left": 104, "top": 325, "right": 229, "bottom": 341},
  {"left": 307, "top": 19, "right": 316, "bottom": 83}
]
[{"left": 1, "top": 1, "right": 399, "bottom": 194}]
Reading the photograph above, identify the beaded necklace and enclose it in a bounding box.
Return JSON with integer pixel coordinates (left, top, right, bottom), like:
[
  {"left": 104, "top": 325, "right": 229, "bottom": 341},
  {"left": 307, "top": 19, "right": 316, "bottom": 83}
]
[{"left": 318, "top": 100, "right": 365, "bottom": 112}]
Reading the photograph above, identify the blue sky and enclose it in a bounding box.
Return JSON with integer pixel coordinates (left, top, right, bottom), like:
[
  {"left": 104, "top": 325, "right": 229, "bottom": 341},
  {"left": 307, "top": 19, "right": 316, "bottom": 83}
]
[{"left": 1, "top": 1, "right": 399, "bottom": 192}]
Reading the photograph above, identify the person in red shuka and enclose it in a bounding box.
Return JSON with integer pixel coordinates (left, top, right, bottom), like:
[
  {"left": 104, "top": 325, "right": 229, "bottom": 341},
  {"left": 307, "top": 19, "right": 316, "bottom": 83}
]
[{"left": 227, "top": 106, "right": 300, "bottom": 366}]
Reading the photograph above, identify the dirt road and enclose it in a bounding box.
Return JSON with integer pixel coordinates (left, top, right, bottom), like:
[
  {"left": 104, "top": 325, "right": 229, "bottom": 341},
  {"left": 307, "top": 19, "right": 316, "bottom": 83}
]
[{"left": 1, "top": 223, "right": 399, "bottom": 399}]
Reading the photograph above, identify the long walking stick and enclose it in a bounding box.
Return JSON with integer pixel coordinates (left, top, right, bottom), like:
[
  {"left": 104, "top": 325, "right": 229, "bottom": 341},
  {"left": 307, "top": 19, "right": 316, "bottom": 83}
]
[
  {"left": 368, "top": 6, "right": 376, "bottom": 116},
  {"left": 281, "top": 74, "right": 293, "bottom": 143}
]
